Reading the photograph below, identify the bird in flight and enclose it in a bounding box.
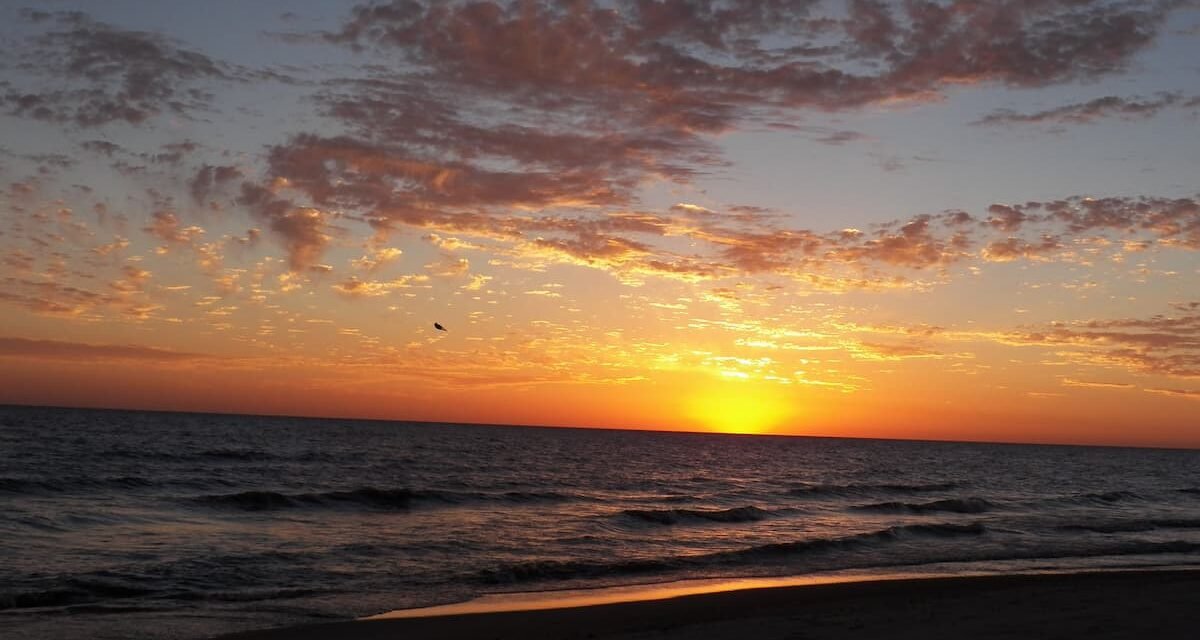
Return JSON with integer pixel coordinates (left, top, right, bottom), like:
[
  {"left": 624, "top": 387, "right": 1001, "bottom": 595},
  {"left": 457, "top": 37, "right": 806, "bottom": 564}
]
[{"left": 434, "top": 322, "right": 446, "bottom": 332}]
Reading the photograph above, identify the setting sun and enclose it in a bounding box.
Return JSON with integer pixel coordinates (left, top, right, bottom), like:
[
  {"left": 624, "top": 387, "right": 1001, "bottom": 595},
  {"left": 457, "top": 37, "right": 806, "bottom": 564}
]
[{"left": 688, "top": 384, "right": 794, "bottom": 435}]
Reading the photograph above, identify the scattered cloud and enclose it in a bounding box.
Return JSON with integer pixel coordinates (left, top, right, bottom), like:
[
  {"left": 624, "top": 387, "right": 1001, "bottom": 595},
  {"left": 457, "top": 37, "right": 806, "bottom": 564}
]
[
  {"left": 232, "top": 0, "right": 1188, "bottom": 269},
  {"left": 2, "top": 10, "right": 233, "bottom": 126},
  {"left": 976, "top": 93, "right": 1200, "bottom": 127},
  {"left": 332, "top": 274, "right": 429, "bottom": 298}
]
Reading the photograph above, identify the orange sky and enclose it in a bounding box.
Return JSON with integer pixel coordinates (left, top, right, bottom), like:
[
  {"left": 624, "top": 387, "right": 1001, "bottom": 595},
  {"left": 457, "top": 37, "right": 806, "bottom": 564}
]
[{"left": 2, "top": 2, "right": 1199, "bottom": 448}]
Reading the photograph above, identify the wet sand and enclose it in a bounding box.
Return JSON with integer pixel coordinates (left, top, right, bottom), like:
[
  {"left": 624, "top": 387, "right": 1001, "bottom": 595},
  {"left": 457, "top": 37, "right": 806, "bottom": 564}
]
[{"left": 217, "top": 569, "right": 1200, "bottom": 639}]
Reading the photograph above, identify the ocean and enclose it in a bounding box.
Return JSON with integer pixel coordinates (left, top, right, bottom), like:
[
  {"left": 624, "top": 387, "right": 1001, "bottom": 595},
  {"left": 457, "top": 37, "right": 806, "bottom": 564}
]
[{"left": 2, "top": 405, "right": 1199, "bottom": 639}]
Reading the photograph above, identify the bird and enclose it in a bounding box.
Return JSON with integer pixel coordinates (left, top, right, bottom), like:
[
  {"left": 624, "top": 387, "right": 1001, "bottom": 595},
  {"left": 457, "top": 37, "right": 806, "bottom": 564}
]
[{"left": 434, "top": 322, "right": 446, "bottom": 332}]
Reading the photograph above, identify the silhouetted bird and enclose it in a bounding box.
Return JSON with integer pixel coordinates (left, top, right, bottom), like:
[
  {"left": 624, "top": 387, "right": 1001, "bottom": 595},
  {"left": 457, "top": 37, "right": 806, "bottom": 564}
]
[{"left": 434, "top": 322, "right": 446, "bottom": 332}]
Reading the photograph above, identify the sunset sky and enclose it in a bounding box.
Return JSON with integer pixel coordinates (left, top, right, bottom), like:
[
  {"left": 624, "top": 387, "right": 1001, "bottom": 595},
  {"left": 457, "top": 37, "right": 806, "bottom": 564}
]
[{"left": 2, "top": 1, "right": 1199, "bottom": 447}]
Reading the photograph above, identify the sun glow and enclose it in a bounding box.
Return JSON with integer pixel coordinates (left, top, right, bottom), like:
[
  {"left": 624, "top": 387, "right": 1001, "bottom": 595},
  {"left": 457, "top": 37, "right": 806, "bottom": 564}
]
[{"left": 687, "top": 384, "right": 794, "bottom": 435}]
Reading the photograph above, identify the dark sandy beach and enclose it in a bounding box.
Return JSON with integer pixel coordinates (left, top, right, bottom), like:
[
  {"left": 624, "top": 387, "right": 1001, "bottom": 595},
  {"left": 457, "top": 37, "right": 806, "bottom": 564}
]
[{"left": 218, "top": 569, "right": 1200, "bottom": 639}]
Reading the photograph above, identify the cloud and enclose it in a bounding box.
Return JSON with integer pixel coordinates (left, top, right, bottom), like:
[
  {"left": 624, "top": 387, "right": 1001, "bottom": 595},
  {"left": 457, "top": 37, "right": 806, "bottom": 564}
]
[
  {"left": 234, "top": 1, "right": 1184, "bottom": 265},
  {"left": 1043, "top": 196, "right": 1200, "bottom": 246},
  {"left": 975, "top": 93, "right": 1200, "bottom": 127},
  {"left": 332, "top": 274, "right": 429, "bottom": 298},
  {"left": 12, "top": 7, "right": 1185, "bottom": 292},
  {"left": 109, "top": 263, "right": 152, "bottom": 294},
  {"left": 236, "top": 183, "right": 335, "bottom": 272},
  {"left": 1144, "top": 387, "right": 1200, "bottom": 399},
  {"left": 2, "top": 11, "right": 232, "bottom": 127},
  {"left": 0, "top": 276, "right": 111, "bottom": 316},
  {"left": 190, "top": 164, "right": 244, "bottom": 205},
  {"left": 144, "top": 210, "right": 204, "bottom": 245},
  {"left": 0, "top": 273, "right": 160, "bottom": 320},
  {"left": 1061, "top": 378, "right": 1135, "bottom": 389},
  {"left": 332, "top": 0, "right": 1176, "bottom": 114},
  {"left": 80, "top": 139, "right": 124, "bottom": 156},
  {"left": 426, "top": 255, "right": 470, "bottom": 277},
  {"left": 976, "top": 303, "right": 1200, "bottom": 378},
  {"left": 351, "top": 246, "right": 403, "bottom": 272},
  {"left": 980, "top": 235, "right": 1062, "bottom": 263},
  {"left": 0, "top": 336, "right": 206, "bottom": 361},
  {"left": 3, "top": 249, "right": 35, "bottom": 271},
  {"left": 826, "top": 215, "right": 971, "bottom": 269},
  {"left": 853, "top": 342, "right": 943, "bottom": 360},
  {"left": 986, "top": 204, "right": 1028, "bottom": 232},
  {"left": 218, "top": 1, "right": 1191, "bottom": 277}
]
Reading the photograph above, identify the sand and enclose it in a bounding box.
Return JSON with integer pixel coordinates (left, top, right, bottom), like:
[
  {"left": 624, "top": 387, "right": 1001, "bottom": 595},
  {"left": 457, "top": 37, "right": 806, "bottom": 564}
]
[{"left": 217, "top": 569, "right": 1200, "bottom": 639}]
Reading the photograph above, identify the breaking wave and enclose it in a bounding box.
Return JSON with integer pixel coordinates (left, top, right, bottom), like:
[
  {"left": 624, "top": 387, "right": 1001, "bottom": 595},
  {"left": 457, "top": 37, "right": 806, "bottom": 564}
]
[
  {"left": 789, "top": 482, "right": 959, "bottom": 497},
  {"left": 851, "top": 497, "right": 996, "bottom": 514},
  {"left": 620, "top": 505, "right": 774, "bottom": 525},
  {"left": 192, "top": 487, "right": 576, "bottom": 512}
]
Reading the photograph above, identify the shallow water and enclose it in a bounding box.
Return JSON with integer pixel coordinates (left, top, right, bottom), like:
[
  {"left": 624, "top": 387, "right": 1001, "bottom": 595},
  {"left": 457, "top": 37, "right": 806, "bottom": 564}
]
[{"left": 2, "top": 405, "right": 1199, "bottom": 639}]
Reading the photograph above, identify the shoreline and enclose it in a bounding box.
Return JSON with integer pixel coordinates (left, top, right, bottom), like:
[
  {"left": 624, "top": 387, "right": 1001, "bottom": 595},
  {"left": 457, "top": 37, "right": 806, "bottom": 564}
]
[{"left": 217, "top": 568, "right": 1200, "bottom": 639}]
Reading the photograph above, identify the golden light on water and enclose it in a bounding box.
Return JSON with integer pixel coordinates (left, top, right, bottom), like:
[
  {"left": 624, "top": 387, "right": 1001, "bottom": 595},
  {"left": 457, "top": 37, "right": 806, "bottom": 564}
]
[{"left": 687, "top": 383, "right": 794, "bottom": 435}]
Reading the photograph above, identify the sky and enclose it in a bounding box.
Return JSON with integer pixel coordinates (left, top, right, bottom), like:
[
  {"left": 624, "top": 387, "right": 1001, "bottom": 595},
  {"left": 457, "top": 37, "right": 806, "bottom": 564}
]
[{"left": 1, "top": 0, "right": 1199, "bottom": 447}]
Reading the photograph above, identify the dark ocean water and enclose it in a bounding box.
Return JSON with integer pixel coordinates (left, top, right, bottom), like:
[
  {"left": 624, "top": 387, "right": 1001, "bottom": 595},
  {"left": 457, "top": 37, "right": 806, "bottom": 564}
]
[{"left": 2, "top": 405, "right": 1200, "bottom": 639}]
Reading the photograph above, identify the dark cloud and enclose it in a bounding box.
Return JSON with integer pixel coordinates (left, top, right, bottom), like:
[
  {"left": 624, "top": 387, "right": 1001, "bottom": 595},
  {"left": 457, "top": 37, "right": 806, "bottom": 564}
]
[
  {"left": 975, "top": 93, "right": 1200, "bottom": 126},
  {"left": 80, "top": 140, "right": 124, "bottom": 156},
  {"left": 2, "top": 11, "right": 231, "bottom": 127},
  {"left": 826, "top": 215, "right": 971, "bottom": 269},
  {"left": 236, "top": 183, "right": 334, "bottom": 272},
  {"left": 190, "top": 164, "right": 244, "bottom": 205},
  {"left": 0, "top": 275, "right": 113, "bottom": 316},
  {"left": 986, "top": 204, "right": 1028, "bottom": 232},
  {"left": 980, "top": 235, "right": 1062, "bottom": 262},
  {"left": 144, "top": 140, "right": 200, "bottom": 165},
  {"left": 333, "top": 0, "right": 1176, "bottom": 112},
  {"left": 1040, "top": 196, "right": 1200, "bottom": 246},
  {"left": 237, "top": 0, "right": 1186, "bottom": 269},
  {"left": 997, "top": 303, "right": 1200, "bottom": 378},
  {"left": 703, "top": 228, "right": 824, "bottom": 273},
  {"left": 814, "top": 129, "right": 869, "bottom": 145}
]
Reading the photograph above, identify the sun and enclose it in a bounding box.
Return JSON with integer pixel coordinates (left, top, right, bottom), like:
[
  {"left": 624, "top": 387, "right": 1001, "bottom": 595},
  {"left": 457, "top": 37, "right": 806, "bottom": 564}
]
[{"left": 687, "top": 384, "right": 793, "bottom": 435}]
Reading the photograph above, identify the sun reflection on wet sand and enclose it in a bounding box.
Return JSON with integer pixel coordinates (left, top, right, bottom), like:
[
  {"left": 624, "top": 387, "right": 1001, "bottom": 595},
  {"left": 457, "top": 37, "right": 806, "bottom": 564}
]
[{"left": 366, "top": 571, "right": 945, "bottom": 620}]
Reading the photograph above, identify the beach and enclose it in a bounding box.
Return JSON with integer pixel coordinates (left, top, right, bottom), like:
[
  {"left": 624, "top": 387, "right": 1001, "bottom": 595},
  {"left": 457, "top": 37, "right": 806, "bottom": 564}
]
[{"left": 220, "top": 569, "right": 1200, "bottom": 639}]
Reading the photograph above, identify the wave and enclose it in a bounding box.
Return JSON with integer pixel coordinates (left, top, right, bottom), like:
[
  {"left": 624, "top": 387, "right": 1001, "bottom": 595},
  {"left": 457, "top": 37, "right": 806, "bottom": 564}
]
[
  {"left": 1066, "top": 490, "right": 1142, "bottom": 504},
  {"left": 0, "top": 578, "right": 157, "bottom": 611},
  {"left": 174, "top": 587, "right": 325, "bottom": 602},
  {"left": 478, "top": 557, "right": 674, "bottom": 584},
  {"left": 89, "top": 448, "right": 332, "bottom": 464},
  {"left": 479, "top": 521, "right": 987, "bottom": 584},
  {"left": 0, "top": 579, "right": 326, "bottom": 612},
  {"left": 620, "top": 506, "right": 773, "bottom": 525},
  {"left": 0, "top": 475, "right": 157, "bottom": 494},
  {"left": 198, "top": 448, "right": 277, "bottom": 461},
  {"left": 716, "top": 522, "right": 988, "bottom": 562},
  {"left": 851, "top": 497, "right": 996, "bottom": 514},
  {"left": 1058, "top": 518, "right": 1200, "bottom": 534},
  {"left": 789, "top": 482, "right": 958, "bottom": 497},
  {"left": 192, "top": 486, "right": 576, "bottom": 512},
  {"left": 478, "top": 523, "right": 1200, "bottom": 587},
  {"left": 0, "top": 477, "right": 43, "bottom": 493}
]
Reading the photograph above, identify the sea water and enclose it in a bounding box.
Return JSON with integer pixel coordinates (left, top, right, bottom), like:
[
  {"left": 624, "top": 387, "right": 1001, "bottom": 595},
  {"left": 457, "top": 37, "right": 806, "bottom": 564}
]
[{"left": 2, "top": 405, "right": 1199, "bottom": 639}]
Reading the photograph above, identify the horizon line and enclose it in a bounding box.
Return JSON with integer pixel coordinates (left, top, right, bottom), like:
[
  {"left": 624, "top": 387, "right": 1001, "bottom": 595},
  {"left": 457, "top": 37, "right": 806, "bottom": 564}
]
[{"left": 2, "top": 401, "right": 1196, "bottom": 453}]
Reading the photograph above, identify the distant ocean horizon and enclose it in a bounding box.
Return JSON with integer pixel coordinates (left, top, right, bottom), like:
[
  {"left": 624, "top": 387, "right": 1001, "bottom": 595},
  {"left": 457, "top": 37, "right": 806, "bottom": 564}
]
[
  {"left": 3, "top": 404, "right": 1200, "bottom": 639},
  {"left": 6, "top": 401, "right": 1196, "bottom": 451}
]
